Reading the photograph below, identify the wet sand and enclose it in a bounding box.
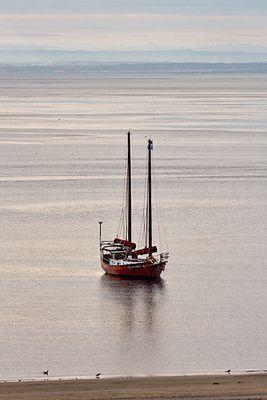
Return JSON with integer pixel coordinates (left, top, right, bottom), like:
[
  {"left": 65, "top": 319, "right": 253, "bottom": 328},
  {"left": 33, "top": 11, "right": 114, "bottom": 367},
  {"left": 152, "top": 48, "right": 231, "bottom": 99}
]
[{"left": 1, "top": 374, "right": 267, "bottom": 400}]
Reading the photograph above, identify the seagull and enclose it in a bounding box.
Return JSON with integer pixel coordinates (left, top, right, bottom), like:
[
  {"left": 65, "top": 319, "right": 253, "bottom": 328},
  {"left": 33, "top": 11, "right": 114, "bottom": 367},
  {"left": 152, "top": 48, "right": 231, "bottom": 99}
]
[
  {"left": 43, "top": 370, "right": 49, "bottom": 376},
  {"left": 225, "top": 369, "right": 231, "bottom": 374},
  {"left": 96, "top": 373, "right": 101, "bottom": 379}
]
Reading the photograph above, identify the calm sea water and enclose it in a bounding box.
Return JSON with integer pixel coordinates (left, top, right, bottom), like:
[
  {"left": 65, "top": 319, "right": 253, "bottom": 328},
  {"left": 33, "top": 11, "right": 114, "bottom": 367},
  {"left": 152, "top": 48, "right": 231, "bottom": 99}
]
[{"left": 0, "top": 72, "right": 267, "bottom": 380}]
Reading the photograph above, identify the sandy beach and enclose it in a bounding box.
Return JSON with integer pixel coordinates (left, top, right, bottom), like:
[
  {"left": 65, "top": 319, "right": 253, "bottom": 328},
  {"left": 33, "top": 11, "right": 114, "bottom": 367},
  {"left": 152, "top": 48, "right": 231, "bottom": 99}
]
[{"left": 1, "top": 374, "right": 267, "bottom": 400}]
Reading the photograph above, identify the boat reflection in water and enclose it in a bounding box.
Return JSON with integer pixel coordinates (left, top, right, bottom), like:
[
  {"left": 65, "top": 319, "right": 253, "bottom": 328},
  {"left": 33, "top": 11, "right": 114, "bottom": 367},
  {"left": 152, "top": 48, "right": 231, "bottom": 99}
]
[{"left": 99, "top": 274, "right": 165, "bottom": 336}]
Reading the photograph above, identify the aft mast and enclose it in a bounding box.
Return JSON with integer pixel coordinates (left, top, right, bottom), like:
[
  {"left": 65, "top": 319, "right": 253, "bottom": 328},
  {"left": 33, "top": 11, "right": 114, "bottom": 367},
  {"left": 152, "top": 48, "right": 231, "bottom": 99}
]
[
  {"left": 127, "top": 130, "right": 132, "bottom": 243},
  {"left": 148, "top": 139, "right": 153, "bottom": 256}
]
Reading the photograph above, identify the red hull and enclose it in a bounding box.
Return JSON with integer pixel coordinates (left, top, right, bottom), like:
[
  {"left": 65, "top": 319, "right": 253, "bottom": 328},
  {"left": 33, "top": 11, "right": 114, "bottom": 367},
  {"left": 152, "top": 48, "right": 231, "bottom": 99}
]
[{"left": 100, "top": 258, "right": 165, "bottom": 279}]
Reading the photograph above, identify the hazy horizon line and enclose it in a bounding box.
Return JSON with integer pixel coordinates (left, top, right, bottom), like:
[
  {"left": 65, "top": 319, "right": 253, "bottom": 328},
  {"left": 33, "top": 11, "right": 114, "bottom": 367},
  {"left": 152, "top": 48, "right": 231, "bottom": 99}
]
[
  {"left": 1, "top": 48, "right": 267, "bottom": 65},
  {"left": 1, "top": 61, "right": 267, "bottom": 75}
]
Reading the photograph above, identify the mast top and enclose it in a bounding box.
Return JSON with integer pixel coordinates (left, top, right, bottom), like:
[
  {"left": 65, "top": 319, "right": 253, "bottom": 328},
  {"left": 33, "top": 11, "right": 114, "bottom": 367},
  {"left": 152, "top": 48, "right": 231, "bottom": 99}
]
[{"left": 148, "top": 139, "right": 153, "bottom": 150}]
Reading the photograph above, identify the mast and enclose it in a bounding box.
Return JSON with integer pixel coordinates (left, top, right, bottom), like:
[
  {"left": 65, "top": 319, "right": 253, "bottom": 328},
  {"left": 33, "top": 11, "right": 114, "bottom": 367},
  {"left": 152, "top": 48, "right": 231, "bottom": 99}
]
[
  {"left": 127, "top": 130, "right": 132, "bottom": 243},
  {"left": 98, "top": 221, "right": 103, "bottom": 249},
  {"left": 148, "top": 139, "right": 153, "bottom": 255}
]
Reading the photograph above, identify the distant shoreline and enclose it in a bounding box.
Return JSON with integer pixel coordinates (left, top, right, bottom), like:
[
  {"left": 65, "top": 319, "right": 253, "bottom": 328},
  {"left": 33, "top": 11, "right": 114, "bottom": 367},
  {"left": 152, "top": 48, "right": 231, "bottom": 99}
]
[
  {"left": 1, "top": 62, "right": 267, "bottom": 74},
  {"left": 1, "top": 373, "right": 267, "bottom": 400}
]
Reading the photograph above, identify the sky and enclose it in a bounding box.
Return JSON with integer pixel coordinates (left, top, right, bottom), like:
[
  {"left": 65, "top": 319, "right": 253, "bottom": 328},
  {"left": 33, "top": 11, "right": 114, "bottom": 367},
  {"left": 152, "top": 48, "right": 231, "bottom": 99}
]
[{"left": 0, "top": 0, "right": 267, "bottom": 62}]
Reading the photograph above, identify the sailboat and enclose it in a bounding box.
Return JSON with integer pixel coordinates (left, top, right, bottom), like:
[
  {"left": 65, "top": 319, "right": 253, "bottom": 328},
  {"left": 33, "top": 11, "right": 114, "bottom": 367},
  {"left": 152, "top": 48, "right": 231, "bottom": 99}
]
[{"left": 99, "top": 131, "right": 169, "bottom": 279}]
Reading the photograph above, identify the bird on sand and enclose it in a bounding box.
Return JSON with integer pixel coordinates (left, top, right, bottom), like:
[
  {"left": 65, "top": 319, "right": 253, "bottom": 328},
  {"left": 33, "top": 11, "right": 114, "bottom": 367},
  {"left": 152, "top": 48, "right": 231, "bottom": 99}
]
[
  {"left": 225, "top": 369, "right": 231, "bottom": 374},
  {"left": 96, "top": 373, "right": 101, "bottom": 379}
]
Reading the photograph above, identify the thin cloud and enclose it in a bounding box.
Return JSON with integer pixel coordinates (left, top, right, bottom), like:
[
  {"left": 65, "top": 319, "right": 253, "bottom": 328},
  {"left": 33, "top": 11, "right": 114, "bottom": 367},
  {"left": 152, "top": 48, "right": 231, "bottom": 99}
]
[
  {"left": 0, "top": 0, "right": 267, "bottom": 15},
  {"left": 0, "top": 1, "right": 267, "bottom": 61},
  {"left": 1, "top": 14, "right": 267, "bottom": 47}
]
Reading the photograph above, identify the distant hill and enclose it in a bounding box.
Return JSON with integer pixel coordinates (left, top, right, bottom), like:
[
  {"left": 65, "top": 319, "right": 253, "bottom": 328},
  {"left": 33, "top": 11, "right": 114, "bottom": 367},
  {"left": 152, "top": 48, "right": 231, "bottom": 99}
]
[
  {"left": 1, "top": 48, "right": 267, "bottom": 65},
  {"left": 0, "top": 61, "right": 267, "bottom": 74}
]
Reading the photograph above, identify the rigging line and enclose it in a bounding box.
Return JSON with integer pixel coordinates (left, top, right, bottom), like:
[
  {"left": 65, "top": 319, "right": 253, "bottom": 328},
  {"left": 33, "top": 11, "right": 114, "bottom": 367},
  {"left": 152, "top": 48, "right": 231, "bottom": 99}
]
[
  {"left": 154, "top": 179, "right": 163, "bottom": 251},
  {"left": 157, "top": 187, "right": 169, "bottom": 253},
  {"left": 152, "top": 157, "right": 163, "bottom": 251},
  {"left": 152, "top": 157, "right": 169, "bottom": 252},
  {"left": 117, "top": 151, "right": 128, "bottom": 238},
  {"left": 121, "top": 130, "right": 133, "bottom": 241},
  {"left": 139, "top": 152, "right": 149, "bottom": 249},
  {"left": 138, "top": 159, "right": 148, "bottom": 248},
  {"left": 157, "top": 186, "right": 169, "bottom": 253}
]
